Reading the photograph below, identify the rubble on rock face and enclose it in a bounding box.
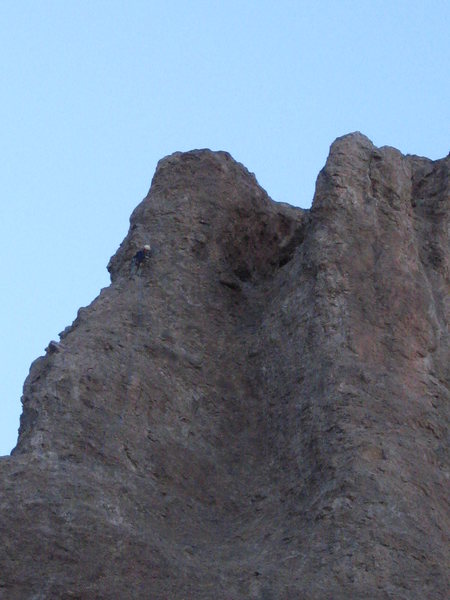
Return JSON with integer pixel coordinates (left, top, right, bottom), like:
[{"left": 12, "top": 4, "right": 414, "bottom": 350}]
[{"left": 0, "top": 133, "right": 448, "bottom": 599}]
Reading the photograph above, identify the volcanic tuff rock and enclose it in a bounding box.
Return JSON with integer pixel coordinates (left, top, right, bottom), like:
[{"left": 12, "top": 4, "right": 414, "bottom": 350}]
[{"left": 0, "top": 133, "right": 449, "bottom": 599}]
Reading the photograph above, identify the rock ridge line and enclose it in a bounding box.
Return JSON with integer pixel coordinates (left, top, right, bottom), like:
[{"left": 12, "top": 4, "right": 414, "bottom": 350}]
[{"left": 1, "top": 132, "right": 448, "bottom": 599}]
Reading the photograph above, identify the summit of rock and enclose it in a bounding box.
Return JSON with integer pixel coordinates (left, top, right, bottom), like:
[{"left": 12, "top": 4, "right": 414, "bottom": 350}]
[{"left": 1, "top": 134, "right": 448, "bottom": 599}]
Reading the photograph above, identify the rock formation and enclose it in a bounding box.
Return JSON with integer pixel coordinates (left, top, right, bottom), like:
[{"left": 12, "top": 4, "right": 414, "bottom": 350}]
[{"left": 0, "top": 133, "right": 448, "bottom": 599}]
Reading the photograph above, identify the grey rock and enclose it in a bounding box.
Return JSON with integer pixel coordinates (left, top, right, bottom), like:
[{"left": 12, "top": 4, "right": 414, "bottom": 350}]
[{"left": 0, "top": 135, "right": 448, "bottom": 599}]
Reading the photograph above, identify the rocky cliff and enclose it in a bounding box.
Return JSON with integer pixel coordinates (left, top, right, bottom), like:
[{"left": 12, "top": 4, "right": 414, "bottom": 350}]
[{"left": 0, "top": 133, "right": 448, "bottom": 599}]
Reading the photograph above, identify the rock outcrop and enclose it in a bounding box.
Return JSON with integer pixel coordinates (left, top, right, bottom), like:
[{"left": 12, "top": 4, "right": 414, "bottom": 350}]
[{"left": 0, "top": 133, "right": 448, "bottom": 599}]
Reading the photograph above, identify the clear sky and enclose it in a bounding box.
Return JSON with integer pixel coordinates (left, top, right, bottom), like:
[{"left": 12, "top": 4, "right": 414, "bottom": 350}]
[{"left": 1, "top": 1, "right": 449, "bottom": 455}]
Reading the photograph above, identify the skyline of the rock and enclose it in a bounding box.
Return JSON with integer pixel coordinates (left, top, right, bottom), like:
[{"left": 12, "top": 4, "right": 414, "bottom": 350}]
[{"left": 1, "top": 133, "right": 448, "bottom": 599}]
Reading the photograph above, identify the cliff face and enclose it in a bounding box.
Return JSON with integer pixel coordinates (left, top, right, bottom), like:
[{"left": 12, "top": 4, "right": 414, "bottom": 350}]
[{"left": 0, "top": 133, "right": 448, "bottom": 599}]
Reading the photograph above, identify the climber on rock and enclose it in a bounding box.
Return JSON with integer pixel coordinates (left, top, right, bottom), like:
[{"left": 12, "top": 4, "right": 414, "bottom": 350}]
[{"left": 131, "top": 244, "right": 152, "bottom": 273}]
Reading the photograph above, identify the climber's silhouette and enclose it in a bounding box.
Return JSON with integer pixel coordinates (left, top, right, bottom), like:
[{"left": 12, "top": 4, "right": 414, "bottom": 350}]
[{"left": 131, "top": 244, "right": 151, "bottom": 273}]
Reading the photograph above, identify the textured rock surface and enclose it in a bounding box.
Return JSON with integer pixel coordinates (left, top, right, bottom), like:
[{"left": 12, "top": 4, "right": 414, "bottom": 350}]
[{"left": 0, "top": 133, "right": 448, "bottom": 599}]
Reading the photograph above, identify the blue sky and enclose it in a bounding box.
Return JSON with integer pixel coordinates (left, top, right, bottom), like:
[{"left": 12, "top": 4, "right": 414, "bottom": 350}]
[{"left": 1, "top": 1, "right": 449, "bottom": 455}]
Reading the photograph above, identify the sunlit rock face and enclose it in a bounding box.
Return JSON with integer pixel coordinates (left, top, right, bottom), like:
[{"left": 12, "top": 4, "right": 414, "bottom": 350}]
[{"left": 0, "top": 134, "right": 448, "bottom": 599}]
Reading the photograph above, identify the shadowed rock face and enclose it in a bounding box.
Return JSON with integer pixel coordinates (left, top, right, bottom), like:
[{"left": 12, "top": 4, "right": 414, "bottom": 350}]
[{"left": 0, "top": 133, "right": 448, "bottom": 599}]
